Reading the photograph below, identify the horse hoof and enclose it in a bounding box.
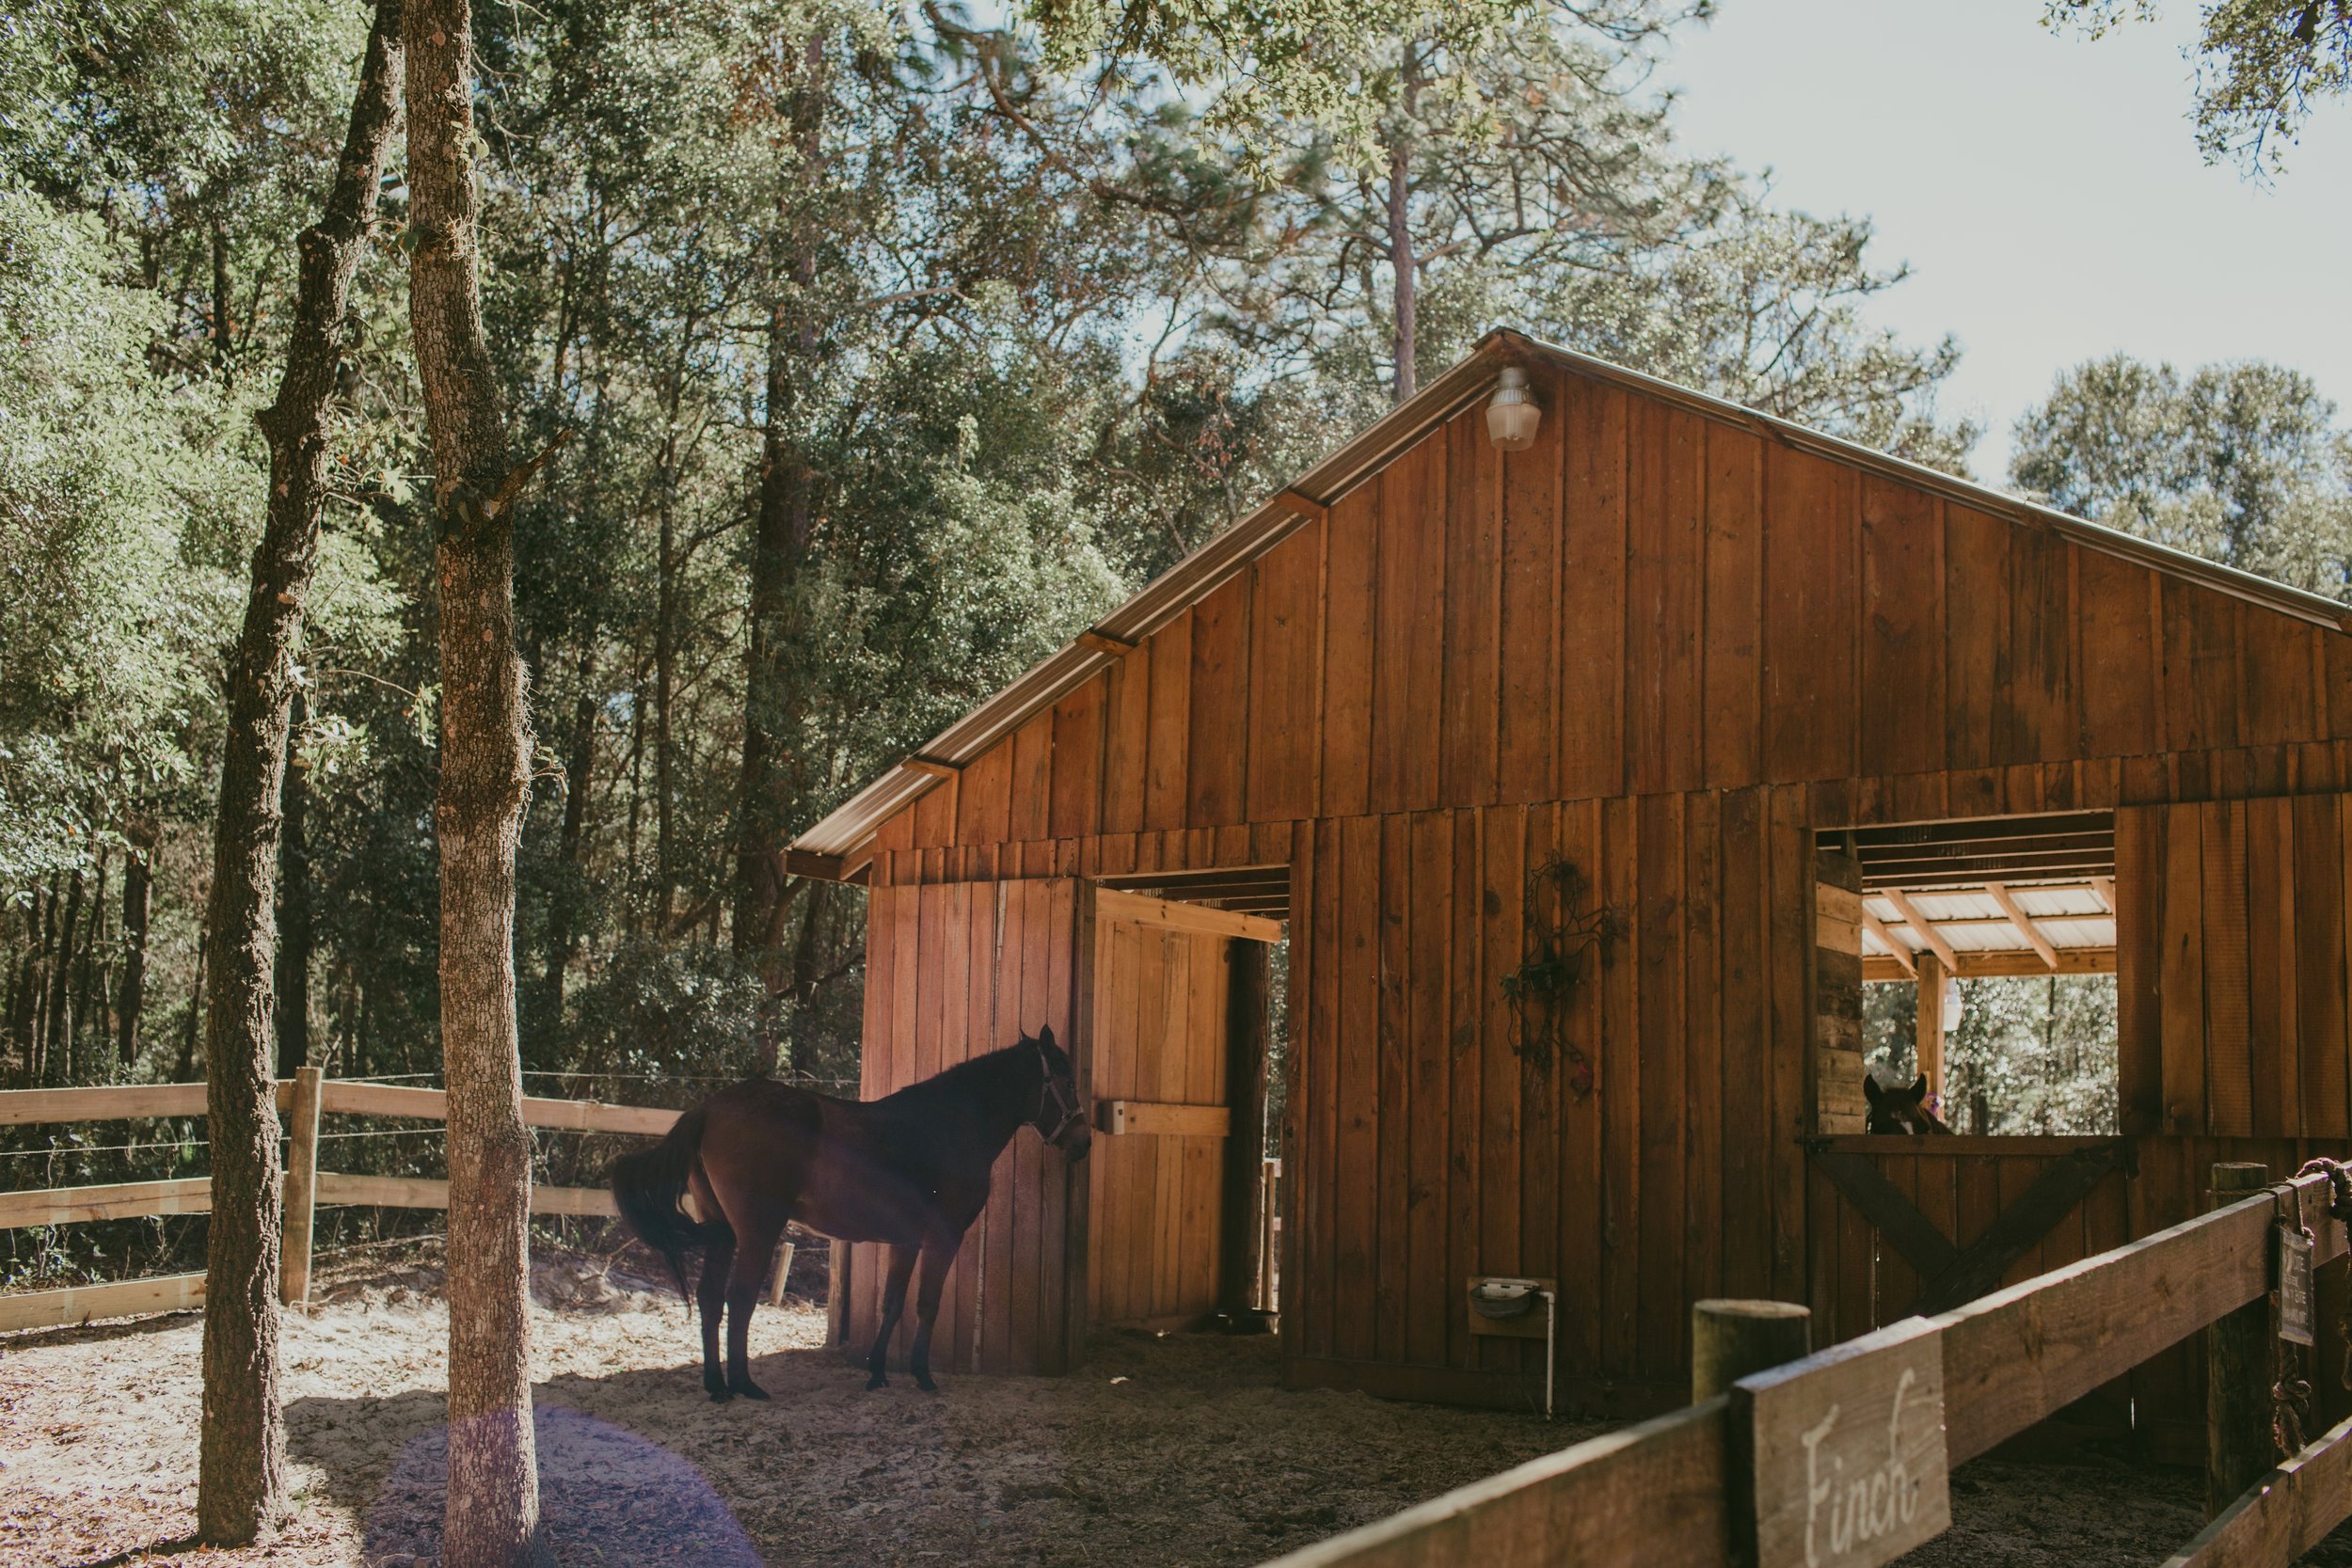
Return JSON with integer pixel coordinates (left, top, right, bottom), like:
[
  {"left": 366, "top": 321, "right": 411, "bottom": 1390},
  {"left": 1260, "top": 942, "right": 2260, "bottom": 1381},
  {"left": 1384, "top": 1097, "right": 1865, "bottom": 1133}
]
[
  {"left": 707, "top": 1386, "right": 734, "bottom": 1404},
  {"left": 865, "top": 1374, "right": 888, "bottom": 1391},
  {"left": 914, "top": 1375, "right": 939, "bottom": 1394},
  {"left": 731, "top": 1380, "right": 770, "bottom": 1401}
]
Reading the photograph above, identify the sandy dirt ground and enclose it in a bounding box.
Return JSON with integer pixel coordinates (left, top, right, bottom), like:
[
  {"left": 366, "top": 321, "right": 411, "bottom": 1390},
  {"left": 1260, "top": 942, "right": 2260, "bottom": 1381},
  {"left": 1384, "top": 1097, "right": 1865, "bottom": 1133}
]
[{"left": 5, "top": 1252, "right": 2348, "bottom": 1567}]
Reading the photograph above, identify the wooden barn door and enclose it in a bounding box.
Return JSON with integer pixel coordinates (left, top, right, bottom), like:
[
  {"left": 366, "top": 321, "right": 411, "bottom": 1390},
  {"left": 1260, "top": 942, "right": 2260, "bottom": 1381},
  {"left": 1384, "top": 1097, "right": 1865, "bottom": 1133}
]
[
  {"left": 1088, "top": 891, "right": 1245, "bottom": 1330},
  {"left": 835, "top": 878, "right": 1089, "bottom": 1377}
]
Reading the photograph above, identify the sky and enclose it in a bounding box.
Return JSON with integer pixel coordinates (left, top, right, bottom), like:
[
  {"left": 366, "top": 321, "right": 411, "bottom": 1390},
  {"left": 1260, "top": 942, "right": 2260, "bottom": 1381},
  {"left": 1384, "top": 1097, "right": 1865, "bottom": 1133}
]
[{"left": 1661, "top": 0, "right": 2352, "bottom": 482}]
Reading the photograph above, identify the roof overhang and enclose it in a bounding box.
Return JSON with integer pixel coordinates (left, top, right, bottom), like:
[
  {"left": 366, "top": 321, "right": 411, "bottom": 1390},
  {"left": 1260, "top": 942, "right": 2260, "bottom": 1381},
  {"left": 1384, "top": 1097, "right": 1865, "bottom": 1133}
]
[{"left": 793, "top": 329, "right": 2352, "bottom": 869}]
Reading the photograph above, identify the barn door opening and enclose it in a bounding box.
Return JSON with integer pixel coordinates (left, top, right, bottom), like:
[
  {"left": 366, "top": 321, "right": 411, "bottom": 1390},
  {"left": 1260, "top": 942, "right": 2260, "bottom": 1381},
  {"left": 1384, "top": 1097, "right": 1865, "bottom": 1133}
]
[{"left": 1088, "top": 877, "right": 1284, "bottom": 1332}]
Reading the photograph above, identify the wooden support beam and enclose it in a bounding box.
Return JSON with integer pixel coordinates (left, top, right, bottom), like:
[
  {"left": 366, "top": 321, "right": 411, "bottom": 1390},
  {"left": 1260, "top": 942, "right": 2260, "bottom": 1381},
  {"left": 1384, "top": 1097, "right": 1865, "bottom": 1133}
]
[
  {"left": 1883, "top": 888, "right": 1962, "bottom": 974},
  {"left": 902, "top": 755, "right": 959, "bottom": 779},
  {"left": 2091, "top": 875, "right": 2117, "bottom": 912},
  {"left": 1099, "top": 1100, "right": 1232, "bottom": 1137},
  {"left": 784, "top": 848, "right": 844, "bottom": 881},
  {"left": 1075, "top": 629, "right": 1137, "bottom": 657},
  {"left": 1985, "top": 881, "right": 2061, "bottom": 971},
  {"left": 1273, "top": 488, "right": 1331, "bottom": 522},
  {"left": 1915, "top": 948, "right": 1947, "bottom": 1101},
  {"left": 1866, "top": 947, "right": 2115, "bottom": 982},
  {"left": 2208, "top": 1163, "right": 2275, "bottom": 1516},
  {"left": 1861, "top": 910, "right": 1916, "bottom": 977},
  {"left": 1093, "top": 886, "right": 1283, "bottom": 943}
]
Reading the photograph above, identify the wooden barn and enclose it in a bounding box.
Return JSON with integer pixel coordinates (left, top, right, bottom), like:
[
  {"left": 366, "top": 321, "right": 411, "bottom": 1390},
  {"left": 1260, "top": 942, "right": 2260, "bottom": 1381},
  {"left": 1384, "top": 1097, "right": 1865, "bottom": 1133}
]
[{"left": 789, "top": 329, "right": 2352, "bottom": 1440}]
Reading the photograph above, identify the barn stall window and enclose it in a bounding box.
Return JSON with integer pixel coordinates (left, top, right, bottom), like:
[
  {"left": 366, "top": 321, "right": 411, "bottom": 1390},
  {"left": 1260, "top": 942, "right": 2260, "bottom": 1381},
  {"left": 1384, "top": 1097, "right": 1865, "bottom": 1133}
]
[{"left": 1819, "top": 814, "right": 2119, "bottom": 1136}]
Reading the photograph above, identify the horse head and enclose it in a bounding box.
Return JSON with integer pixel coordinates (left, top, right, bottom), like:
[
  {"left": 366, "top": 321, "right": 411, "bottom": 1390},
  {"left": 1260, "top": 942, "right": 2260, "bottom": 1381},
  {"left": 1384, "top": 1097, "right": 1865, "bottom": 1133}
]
[
  {"left": 1863, "top": 1072, "right": 1951, "bottom": 1135},
  {"left": 1027, "top": 1023, "right": 1093, "bottom": 1162}
]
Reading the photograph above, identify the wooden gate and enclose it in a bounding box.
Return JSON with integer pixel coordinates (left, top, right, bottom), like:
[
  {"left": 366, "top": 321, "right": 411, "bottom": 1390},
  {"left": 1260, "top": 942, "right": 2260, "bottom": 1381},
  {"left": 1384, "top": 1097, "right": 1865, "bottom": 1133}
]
[{"left": 1806, "top": 1132, "right": 2352, "bottom": 1454}]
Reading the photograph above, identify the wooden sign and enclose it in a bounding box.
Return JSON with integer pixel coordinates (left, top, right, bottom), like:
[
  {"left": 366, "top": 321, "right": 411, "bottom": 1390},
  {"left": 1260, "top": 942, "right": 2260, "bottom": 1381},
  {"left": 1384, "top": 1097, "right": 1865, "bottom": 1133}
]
[
  {"left": 1729, "top": 1316, "right": 1950, "bottom": 1568},
  {"left": 2280, "top": 1223, "right": 2317, "bottom": 1347}
]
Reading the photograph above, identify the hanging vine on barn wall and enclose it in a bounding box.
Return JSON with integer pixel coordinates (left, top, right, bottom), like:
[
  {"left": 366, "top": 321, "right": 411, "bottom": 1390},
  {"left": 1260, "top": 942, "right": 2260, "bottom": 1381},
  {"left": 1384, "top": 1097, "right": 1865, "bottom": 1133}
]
[{"left": 1499, "top": 856, "right": 1625, "bottom": 1099}]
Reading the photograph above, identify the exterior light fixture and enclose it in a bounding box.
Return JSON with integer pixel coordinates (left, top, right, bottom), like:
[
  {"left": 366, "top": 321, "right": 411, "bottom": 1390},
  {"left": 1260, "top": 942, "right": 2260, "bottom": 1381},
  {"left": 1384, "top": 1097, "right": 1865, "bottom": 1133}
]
[{"left": 1486, "top": 365, "right": 1540, "bottom": 451}]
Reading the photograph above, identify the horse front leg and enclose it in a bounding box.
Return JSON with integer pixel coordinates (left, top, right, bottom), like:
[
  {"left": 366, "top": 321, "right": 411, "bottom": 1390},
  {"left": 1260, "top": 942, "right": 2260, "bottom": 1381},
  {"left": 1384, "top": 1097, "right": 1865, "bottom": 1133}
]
[
  {"left": 698, "top": 1229, "right": 737, "bottom": 1402},
  {"left": 866, "top": 1243, "right": 918, "bottom": 1392},
  {"left": 908, "top": 1235, "right": 961, "bottom": 1394}
]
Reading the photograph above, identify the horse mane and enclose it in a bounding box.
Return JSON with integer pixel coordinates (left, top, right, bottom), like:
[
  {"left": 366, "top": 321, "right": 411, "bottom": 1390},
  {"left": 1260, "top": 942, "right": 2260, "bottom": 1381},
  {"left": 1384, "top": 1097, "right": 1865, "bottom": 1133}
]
[{"left": 885, "top": 1039, "right": 1041, "bottom": 1105}]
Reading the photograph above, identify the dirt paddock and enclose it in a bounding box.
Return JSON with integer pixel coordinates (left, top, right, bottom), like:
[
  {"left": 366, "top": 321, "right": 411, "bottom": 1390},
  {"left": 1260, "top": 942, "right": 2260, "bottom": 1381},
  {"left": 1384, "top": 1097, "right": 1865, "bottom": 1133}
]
[{"left": 1, "top": 1252, "right": 2342, "bottom": 1567}]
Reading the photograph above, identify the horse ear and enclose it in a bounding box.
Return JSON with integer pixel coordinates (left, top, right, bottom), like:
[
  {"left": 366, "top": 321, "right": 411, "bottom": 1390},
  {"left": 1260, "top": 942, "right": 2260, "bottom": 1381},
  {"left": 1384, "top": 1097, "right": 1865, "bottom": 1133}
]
[
  {"left": 1037, "top": 1022, "right": 1056, "bottom": 1050},
  {"left": 1863, "top": 1074, "right": 1884, "bottom": 1106},
  {"left": 1911, "top": 1074, "right": 1929, "bottom": 1099}
]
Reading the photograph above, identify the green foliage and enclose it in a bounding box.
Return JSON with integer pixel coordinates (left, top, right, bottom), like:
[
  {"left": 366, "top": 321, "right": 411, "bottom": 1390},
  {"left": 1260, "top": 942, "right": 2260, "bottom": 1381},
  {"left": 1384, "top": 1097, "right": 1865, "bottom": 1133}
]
[
  {"left": 2010, "top": 354, "right": 2352, "bottom": 599},
  {"left": 1864, "top": 977, "right": 2120, "bottom": 1135},
  {"left": 0, "top": 182, "right": 249, "bottom": 889},
  {"left": 2046, "top": 0, "right": 2352, "bottom": 172}
]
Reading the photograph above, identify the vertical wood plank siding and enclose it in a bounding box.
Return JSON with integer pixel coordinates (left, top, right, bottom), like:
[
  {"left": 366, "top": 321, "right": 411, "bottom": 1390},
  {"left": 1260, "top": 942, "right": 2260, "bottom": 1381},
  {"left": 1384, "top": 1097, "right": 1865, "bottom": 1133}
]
[
  {"left": 843, "top": 879, "right": 1088, "bottom": 1377},
  {"left": 855, "top": 365, "right": 2352, "bottom": 1403}
]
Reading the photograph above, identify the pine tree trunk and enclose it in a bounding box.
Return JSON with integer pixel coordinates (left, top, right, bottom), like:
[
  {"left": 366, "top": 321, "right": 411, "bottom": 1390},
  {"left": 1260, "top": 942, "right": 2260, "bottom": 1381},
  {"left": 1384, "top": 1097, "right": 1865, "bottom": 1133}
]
[
  {"left": 653, "top": 463, "right": 677, "bottom": 929},
  {"left": 115, "top": 821, "right": 151, "bottom": 1067},
  {"left": 45, "top": 869, "right": 83, "bottom": 1083},
  {"left": 405, "top": 0, "right": 545, "bottom": 1558},
  {"left": 535, "top": 672, "right": 596, "bottom": 1021},
  {"left": 175, "top": 927, "right": 205, "bottom": 1084},
  {"left": 275, "top": 689, "right": 313, "bottom": 1077},
  {"left": 734, "top": 43, "right": 827, "bottom": 1065},
  {"left": 195, "top": 3, "right": 405, "bottom": 1544},
  {"left": 1386, "top": 44, "right": 1422, "bottom": 405}
]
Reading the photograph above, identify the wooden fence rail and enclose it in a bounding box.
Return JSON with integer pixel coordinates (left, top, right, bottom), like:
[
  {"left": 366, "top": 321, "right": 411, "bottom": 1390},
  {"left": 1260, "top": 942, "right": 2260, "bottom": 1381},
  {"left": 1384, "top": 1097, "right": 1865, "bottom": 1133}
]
[
  {"left": 0, "top": 1070, "right": 675, "bottom": 1335},
  {"left": 1263, "top": 1162, "right": 2352, "bottom": 1568}
]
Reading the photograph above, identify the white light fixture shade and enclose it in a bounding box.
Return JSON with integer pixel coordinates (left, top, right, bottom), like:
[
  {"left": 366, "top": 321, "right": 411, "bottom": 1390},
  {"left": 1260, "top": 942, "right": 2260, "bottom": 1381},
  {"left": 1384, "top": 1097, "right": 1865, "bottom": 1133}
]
[{"left": 1486, "top": 365, "right": 1541, "bottom": 451}]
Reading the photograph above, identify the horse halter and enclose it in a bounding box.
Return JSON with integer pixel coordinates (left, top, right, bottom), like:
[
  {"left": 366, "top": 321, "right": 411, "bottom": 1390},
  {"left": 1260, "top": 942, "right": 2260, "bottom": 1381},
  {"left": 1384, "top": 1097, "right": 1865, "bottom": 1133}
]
[{"left": 1032, "top": 1040, "right": 1086, "bottom": 1144}]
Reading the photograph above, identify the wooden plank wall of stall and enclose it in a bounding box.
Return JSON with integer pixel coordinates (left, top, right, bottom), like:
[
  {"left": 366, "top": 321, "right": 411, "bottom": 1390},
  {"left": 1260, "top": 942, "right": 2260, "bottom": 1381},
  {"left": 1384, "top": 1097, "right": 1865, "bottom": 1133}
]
[
  {"left": 1265, "top": 788, "right": 1817, "bottom": 1413},
  {"left": 841, "top": 879, "right": 1091, "bottom": 1377},
  {"left": 2115, "top": 797, "right": 2352, "bottom": 1141}
]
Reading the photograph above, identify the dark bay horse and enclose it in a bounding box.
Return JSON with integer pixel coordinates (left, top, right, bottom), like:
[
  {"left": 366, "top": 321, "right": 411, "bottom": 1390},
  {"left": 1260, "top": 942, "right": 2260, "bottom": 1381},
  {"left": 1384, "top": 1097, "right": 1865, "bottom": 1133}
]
[
  {"left": 1863, "top": 1072, "right": 1952, "bottom": 1135},
  {"left": 611, "top": 1025, "right": 1090, "bottom": 1402}
]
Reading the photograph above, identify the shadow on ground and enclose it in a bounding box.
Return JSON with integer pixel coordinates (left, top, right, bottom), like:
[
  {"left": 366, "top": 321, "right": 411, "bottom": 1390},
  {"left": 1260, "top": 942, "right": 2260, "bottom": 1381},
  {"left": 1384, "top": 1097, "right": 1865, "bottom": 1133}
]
[{"left": 287, "top": 1331, "right": 1572, "bottom": 1567}]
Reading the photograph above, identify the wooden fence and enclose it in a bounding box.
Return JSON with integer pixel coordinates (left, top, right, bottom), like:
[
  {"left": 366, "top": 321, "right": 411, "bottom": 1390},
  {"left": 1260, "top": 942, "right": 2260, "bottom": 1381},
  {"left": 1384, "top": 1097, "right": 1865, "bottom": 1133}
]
[
  {"left": 0, "top": 1069, "right": 677, "bottom": 1334},
  {"left": 1261, "top": 1160, "right": 2352, "bottom": 1568}
]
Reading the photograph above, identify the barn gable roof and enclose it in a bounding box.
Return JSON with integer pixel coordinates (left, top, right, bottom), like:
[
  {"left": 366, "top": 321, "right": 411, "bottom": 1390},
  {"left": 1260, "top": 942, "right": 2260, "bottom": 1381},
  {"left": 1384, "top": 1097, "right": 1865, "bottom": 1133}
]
[{"left": 790, "top": 327, "right": 2350, "bottom": 865}]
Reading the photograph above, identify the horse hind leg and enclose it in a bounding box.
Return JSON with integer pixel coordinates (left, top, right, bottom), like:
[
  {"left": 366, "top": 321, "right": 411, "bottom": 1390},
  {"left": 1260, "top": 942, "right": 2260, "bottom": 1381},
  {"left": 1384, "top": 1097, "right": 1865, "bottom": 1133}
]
[
  {"left": 866, "top": 1243, "right": 919, "bottom": 1392},
  {"left": 697, "top": 1226, "right": 737, "bottom": 1402},
  {"left": 723, "top": 1215, "right": 785, "bottom": 1400},
  {"left": 908, "top": 1236, "right": 961, "bottom": 1394}
]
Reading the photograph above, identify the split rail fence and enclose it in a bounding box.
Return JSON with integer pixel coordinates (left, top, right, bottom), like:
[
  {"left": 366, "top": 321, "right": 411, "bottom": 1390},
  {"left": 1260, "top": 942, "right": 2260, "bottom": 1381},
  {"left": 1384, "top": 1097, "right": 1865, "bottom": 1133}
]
[
  {"left": 0, "top": 1069, "right": 678, "bottom": 1334},
  {"left": 1261, "top": 1159, "right": 2352, "bottom": 1568}
]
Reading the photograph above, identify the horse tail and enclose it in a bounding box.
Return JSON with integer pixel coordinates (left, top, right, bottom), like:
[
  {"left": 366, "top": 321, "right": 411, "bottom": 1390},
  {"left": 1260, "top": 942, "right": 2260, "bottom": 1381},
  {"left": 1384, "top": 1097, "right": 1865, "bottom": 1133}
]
[{"left": 610, "top": 1106, "right": 711, "bottom": 1299}]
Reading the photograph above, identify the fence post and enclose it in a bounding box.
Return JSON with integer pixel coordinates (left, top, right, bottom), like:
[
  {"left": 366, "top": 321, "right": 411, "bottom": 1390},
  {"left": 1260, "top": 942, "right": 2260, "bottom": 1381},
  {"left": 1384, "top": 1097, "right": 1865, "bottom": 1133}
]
[
  {"left": 1692, "top": 1299, "right": 1812, "bottom": 1402},
  {"left": 769, "top": 1235, "right": 797, "bottom": 1307},
  {"left": 280, "top": 1066, "right": 324, "bottom": 1306},
  {"left": 2207, "top": 1161, "right": 2272, "bottom": 1516}
]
